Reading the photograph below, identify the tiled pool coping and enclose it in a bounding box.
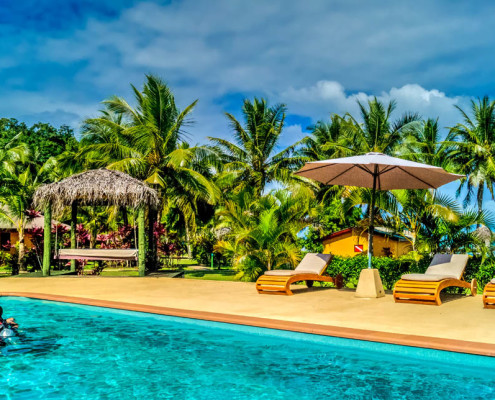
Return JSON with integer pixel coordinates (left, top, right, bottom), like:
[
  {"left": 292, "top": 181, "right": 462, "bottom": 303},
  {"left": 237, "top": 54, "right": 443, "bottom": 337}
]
[{"left": 2, "top": 291, "right": 494, "bottom": 357}]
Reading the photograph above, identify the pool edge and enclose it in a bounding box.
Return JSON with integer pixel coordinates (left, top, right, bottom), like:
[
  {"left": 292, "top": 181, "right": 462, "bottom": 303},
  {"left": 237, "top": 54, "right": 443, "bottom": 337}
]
[{"left": 2, "top": 291, "right": 494, "bottom": 357}]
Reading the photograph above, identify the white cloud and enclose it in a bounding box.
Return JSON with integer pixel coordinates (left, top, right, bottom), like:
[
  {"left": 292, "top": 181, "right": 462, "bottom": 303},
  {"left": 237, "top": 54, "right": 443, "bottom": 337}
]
[
  {"left": 1, "top": 0, "right": 493, "bottom": 144},
  {"left": 279, "top": 81, "right": 470, "bottom": 134}
]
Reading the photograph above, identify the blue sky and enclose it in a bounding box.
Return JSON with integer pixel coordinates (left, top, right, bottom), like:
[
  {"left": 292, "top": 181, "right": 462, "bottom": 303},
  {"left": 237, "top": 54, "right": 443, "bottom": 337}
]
[{"left": 2, "top": 0, "right": 495, "bottom": 207}]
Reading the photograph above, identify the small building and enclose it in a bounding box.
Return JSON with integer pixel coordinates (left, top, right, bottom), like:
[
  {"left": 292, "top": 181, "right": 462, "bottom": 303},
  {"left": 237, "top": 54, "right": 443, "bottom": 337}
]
[
  {"left": 0, "top": 215, "right": 68, "bottom": 253},
  {"left": 322, "top": 227, "right": 411, "bottom": 258}
]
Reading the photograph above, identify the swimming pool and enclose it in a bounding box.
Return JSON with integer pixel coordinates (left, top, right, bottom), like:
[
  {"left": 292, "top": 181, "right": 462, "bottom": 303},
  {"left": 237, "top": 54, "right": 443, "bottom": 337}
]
[{"left": 1, "top": 297, "right": 494, "bottom": 399}]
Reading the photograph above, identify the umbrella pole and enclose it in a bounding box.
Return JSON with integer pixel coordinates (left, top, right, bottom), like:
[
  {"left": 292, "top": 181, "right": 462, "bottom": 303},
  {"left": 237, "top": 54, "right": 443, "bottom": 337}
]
[{"left": 367, "top": 167, "right": 378, "bottom": 269}]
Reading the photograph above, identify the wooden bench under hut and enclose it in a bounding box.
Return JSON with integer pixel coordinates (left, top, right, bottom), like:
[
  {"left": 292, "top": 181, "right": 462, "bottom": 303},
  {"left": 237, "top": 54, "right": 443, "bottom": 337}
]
[{"left": 33, "top": 168, "right": 159, "bottom": 277}]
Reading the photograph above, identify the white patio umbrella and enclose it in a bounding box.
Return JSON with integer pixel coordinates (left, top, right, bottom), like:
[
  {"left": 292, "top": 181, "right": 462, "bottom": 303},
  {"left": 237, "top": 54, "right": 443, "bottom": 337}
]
[{"left": 295, "top": 152, "right": 463, "bottom": 269}]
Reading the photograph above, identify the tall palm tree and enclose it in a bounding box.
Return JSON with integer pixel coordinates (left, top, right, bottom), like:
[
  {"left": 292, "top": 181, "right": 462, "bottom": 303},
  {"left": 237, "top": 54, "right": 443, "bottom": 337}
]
[
  {"left": 341, "top": 98, "right": 421, "bottom": 155},
  {"left": 79, "top": 74, "right": 219, "bottom": 257},
  {"left": 209, "top": 98, "right": 305, "bottom": 197},
  {"left": 448, "top": 96, "right": 495, "bottom": 210}
]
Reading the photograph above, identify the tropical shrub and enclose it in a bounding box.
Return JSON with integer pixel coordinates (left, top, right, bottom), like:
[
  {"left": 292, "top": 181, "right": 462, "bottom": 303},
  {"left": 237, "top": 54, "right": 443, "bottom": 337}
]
[
  {"left": 463, "top": 257, "right": 495, "bottom": 293},
  {"left": 215, "top": 189, "right": 309, "bottom": 281},
  {"left": 298, "top": 227, "right": 324, "bottom": 253},
  {"left": 0, "top": 250, "right": 13, "bottom": 269},
  {"left": 191, "top": 228, "right": 230, "bottom": 268}
]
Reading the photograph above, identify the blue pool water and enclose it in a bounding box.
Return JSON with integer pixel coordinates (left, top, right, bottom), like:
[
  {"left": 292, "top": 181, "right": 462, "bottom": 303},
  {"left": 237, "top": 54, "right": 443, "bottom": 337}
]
[{"left": 1, "top": 297, "right": 495, "bottom": 400}]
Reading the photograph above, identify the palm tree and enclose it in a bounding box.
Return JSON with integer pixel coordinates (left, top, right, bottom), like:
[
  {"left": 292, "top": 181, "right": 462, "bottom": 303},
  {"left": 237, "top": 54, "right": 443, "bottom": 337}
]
[
  {"left": 0, "top": 147, "right": 53, "bottom": 273},
  {"left": 209, "top": 98, "right": 305, "bottom": 197},
  {"left": 79, "top": 74, "right": 219, "bottom": 257},
  {"left": 340, "top": 97, "right": 421, "bottom": 155},
  {"left": 298, "top": 114, "right": 347, "bottom": 161},
  {"left": 448, "top": 96, "right": 495, "bottom": 210},
  {"left": 387, "top": 189, "right": 460, "bottom": 253},
  {"left": 214, "top": 189, "right": 309, "bottom": 281},
  {"left": 432, "top": 208, "right": 494, "bottom": 255},
  {"left": 402, "top": 118, "right": 452, "bottom": 168}
]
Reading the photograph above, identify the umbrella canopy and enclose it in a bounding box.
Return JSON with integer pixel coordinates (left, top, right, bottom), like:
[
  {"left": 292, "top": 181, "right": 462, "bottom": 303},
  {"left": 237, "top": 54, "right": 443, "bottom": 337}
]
[
  {"left": 295, "top": 152, "right": 463, "bottom": 189},
  {"left": 295, "top": 152, "right": 463, "bottom": 269}
]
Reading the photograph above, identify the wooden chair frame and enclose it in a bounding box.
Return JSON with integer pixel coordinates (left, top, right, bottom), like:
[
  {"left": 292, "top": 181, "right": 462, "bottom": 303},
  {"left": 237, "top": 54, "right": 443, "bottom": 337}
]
[
  {"left": 256, "top": 273, "right": 343, "bottom": 295},
  {"left": 393, "top": 276, "right": 477, "bottom": 306},
  {"left": 482, "top": 283, "right": 495, "bottom": 308}
]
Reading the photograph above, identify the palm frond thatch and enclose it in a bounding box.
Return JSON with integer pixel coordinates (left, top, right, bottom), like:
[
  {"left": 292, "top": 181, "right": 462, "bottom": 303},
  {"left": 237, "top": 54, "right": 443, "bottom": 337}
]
[{"left": 33, "top": 168, "right": 159, "bottom": 213}]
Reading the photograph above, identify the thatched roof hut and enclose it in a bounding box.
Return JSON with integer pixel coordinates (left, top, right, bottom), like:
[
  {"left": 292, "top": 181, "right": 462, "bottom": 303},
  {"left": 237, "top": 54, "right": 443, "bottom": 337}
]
[{"left": 34, "top": 168, "right": 160, "bottom": 213}]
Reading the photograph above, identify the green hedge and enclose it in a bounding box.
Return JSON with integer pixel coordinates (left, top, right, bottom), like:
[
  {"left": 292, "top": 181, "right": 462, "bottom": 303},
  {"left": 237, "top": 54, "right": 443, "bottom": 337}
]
[
  {"left": 326, "top": 254, "right": 495, "bottom": 293},
  {"left": 327, "top": 254, "right": 430, "bottom": 289},
  {"left": 464, "top": 258, "right": 495, "bottom": 292},
  {"left": 326, "top": 255, "right": 430, "bottom": 290}
]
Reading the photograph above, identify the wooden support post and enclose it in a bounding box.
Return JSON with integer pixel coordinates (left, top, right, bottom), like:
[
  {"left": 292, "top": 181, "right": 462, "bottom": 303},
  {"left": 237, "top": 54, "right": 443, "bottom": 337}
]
[
  {"left": 147, "top": 207, "right": 157, "bottom": 271},
  {"left": 70, "top": 201, "right": 77, "bottom": 272},
  {"left": 138, "top": 206, "right": 146, "bottom": 277},
  {"left": 42, "top": 202, "right": 52, "bottom": 276}
]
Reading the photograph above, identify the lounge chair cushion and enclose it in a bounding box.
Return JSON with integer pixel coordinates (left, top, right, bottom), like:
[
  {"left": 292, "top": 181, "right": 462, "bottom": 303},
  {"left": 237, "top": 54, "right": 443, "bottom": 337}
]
[
  {"left": 264, "top": 270, "right": 321, "bottom": 277},
  {"left": 429, "top": 253, "right": 453, "bottom": 266},
  {"left": 294, "top": 253, "right": 333, "bottom": 275},
  {"left": 401, "top": 273, "right": 458, "bottom": 282},
  {"left": 425, "top": 254, "right": 469, "bottom": 280}
]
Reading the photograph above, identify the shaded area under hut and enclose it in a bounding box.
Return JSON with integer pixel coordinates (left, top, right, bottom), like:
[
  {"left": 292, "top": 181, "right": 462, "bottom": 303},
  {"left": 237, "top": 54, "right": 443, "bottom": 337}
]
[{"left": 33, "top": 168, "right": 160, "bottom": 276}]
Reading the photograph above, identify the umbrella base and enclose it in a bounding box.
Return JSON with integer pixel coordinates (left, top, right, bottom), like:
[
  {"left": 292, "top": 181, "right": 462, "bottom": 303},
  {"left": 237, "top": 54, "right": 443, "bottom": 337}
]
[{"left": 355, "top": 268, "right": 385, "bottom": 298}]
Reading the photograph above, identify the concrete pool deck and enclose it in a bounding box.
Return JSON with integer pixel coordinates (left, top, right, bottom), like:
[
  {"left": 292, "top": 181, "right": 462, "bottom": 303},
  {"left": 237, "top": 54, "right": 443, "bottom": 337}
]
[{"left": 1, "top": 276, "right": 495, "bottom": 356}]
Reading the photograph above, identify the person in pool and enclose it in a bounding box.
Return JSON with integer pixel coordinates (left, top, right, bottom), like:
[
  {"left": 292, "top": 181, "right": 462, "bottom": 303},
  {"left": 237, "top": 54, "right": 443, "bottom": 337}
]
[{"left": 0, "top": 306, "right": 18, "bottom": 330}]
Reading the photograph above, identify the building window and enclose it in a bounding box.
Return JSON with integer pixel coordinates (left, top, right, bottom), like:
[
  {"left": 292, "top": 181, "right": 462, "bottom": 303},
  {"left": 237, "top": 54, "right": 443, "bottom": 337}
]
[{"left": 0, "top": 232, "right": 11, "bottom": 248}]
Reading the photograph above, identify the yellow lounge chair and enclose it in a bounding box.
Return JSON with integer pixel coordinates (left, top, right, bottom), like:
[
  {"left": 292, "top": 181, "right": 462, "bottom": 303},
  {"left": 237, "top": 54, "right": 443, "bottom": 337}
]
[
  {"left": 255, "top": 253, "right": 342, "bottom": 295},
  {"left": 483, "top": 280, "right": 495, "bottom": 308},
  {"left": 393, "top": 254, "right": 477, "bottom": 305}
]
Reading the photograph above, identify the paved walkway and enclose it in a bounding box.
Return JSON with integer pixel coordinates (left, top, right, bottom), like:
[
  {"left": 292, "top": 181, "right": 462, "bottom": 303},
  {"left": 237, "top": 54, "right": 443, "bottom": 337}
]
[{"left": 1, "top": 277, "right": 494, "bottom": 354}]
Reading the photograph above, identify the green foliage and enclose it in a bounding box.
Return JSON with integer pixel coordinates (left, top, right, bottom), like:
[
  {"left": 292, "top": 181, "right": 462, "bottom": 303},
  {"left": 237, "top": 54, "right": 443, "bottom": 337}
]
[
  {"left": 191, "top": 228, "right": 231, "bottom": 267},
  {"left": 298, "top": 227, "right": 323, "bottom": 253},
  {"left": 184, "top": 269, "right": 236, "bottom": 281},
  {"left": 448, "top": 96, "right": 495, "bottom": 210},
  {"left": 1, "top": 76, "right": 495, "bottom": 283},
  {"left": 326, "top": 254, "right": 495, "bottom": 294},
  {"left": 0, "top": 250, "right": 14, "bottom": 269},
  {"left": 0, "top": 118, "right": 77, "bottom": 166},
  {"left": 209, "top": 97, "right": 306, "bottom": 196},
  {"left": 215, "top": 188, "right": 309, "bottom": 281},
  {"left": 463, "top": 257, "right": 495, "bottom": 292},
  {"left": 327, "top": 254, "right": 431, "bottom": 290},
  {"left": 80, "top": 74, "right": 219, "bottom": 244}
]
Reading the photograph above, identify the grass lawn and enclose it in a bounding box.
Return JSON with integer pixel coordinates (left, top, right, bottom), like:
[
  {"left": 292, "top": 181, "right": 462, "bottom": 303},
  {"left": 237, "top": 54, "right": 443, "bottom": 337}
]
[
  {"left": 183, "top": 268, "right": 237, "bottom": 281},
  {"left": 100, "top": 269, "right": 139, "bottom": 277},
  {"left": 0, "top": 261, "right": 238, "bottom": 281}
]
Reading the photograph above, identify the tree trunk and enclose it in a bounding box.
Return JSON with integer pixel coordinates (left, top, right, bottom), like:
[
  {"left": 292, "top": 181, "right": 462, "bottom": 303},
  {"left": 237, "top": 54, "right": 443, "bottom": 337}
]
[
  {"left": 90, "top": 228, "right": 97, "bottom": 249},
  {"left": 70, "top": 202, "right": 77, "bottom": 272},
  {"left": 42, "top": 202, "right": 52, "bottom": 276},
  {"left": 121, "top": 206, "right": 129, "bottom": 227},
  {"left": 138, "top": 207, "right": 146, "bottom": 276},
  {"left": 147, "top": 207, "right": 157, "bottom": 271},
  {"left": 185, "top": 223, "right": 193, "bottom": 259},
  {"left": 18, "top": 225, "right": 26, "bottom": 272}
]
